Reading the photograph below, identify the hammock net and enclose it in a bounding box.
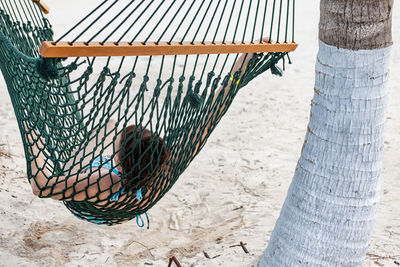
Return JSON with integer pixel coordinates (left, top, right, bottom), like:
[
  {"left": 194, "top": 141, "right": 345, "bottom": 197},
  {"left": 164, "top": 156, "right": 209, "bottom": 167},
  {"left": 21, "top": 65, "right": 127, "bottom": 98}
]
[{"left": 0, "top": 0, "right": 296, "bottom": 225}]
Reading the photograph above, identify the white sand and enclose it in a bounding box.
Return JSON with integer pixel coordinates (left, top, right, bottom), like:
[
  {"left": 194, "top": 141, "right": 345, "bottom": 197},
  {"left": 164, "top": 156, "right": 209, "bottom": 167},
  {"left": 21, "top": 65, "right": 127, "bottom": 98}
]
[{"left": 0, "top": 1, "right": 399, "bottom": 266}]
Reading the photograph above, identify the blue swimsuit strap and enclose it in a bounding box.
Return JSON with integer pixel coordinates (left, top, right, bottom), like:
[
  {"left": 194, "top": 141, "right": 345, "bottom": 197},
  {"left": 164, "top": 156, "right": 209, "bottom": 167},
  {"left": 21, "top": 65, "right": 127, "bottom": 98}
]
[
  {"left": 85, "top": 155, "right": 121, "bottom": 176},
  {"left": 82, "top": 156, "right": 148, "bottom": 228}
]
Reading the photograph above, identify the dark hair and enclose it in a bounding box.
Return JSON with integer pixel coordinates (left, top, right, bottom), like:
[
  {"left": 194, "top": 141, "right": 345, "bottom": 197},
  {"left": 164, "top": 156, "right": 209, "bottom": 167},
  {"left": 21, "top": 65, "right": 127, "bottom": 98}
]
[{"left": 118, "top": 126, "right": 169, "bottom": 191}]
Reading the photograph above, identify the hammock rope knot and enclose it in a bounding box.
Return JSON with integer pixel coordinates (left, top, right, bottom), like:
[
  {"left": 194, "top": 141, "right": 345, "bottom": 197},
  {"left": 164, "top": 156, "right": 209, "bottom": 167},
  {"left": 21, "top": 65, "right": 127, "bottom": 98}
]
[{"left": 36, "top": 57, "right": 60, "bottom": 80}]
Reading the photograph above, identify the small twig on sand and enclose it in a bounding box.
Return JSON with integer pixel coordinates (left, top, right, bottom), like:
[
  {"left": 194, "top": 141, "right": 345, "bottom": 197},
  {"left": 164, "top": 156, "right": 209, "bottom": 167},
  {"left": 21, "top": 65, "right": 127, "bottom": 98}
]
[
  {"left": 144, "top": 263, "right": 153, "bottom": 266},
  {"left": 367, "top": 253, "right": 399, "bottom": 260},
  {"left": 229, "top": 243, "right": 245, "bottom": 248},
  {"left": 168, "top": 256, "right": 182, "bottom": 267},
  {"left": 230, "top": 242, "right": 250, "bottom": 254},
  {"left": 203, "top": 251, "right": 221, "bottom": 259},
  {"left": 367, "top": 253, "right": 400, "bottom": 266},
  {"left": 240, "top": 241, "right": 249, "bottom": 254},
  {"left": 124, "top": 240, "right": 150, "bottom": 250},
  {"left": 203, "top": 251, "right": 211, "bottom": 259},
  {"left": 121, "top": 240, "right": 154, "bottom": 259}
]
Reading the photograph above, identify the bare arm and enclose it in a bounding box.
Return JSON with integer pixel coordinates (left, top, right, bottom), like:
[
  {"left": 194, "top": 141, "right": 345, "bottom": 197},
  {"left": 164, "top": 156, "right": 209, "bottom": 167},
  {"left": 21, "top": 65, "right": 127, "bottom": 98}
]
[
  {"left": 26, "top": 127, "right": 121, "bottom": 202},
  {"left": 186, "top": 53, "right": 255, "bottom": 159},
  {"left": 32, "top": 169, "right": 120, "bottom": 202}
]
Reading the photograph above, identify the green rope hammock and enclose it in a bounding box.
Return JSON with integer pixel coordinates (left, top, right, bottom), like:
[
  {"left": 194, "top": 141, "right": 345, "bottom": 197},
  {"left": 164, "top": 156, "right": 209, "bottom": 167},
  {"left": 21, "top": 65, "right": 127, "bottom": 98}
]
[{"left": 0, "top": 0, "right": 296, "bottom": 226}]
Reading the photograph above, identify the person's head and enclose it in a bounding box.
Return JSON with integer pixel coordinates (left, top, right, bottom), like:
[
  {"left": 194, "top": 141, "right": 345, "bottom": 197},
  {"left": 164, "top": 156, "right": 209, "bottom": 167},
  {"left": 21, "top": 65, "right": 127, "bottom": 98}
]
[{"left": 115, "top": 125, "right": 169, "bottom": 191}]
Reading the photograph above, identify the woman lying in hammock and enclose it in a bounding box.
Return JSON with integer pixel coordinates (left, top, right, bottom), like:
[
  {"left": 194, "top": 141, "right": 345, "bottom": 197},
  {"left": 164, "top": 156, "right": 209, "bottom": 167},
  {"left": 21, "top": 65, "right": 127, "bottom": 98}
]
[
  {"left": 25, "top": 52, "right": 254, "bottom": 213},
  {"left": 28, "top": 122, "right": 169, "bottom": 203}
]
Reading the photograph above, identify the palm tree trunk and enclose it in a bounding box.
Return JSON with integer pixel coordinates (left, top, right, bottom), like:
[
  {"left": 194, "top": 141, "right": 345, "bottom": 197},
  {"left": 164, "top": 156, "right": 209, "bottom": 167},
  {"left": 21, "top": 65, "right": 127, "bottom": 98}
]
[{"left": 260, "top": 0, "right": 393, "bottom": 265}]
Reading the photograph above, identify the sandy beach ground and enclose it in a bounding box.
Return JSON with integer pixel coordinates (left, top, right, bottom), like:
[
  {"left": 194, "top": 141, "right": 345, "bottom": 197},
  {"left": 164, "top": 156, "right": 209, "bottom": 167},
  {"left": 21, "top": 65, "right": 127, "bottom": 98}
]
[{"left": 0, "top": 1, "right": 399, "bottom": 266}]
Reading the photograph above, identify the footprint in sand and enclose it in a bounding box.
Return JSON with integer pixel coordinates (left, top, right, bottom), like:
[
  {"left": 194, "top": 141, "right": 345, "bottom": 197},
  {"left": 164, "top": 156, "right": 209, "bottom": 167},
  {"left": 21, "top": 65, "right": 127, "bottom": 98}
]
[{"left": 18, "top": 221, "right": 84, "bottom": 263}]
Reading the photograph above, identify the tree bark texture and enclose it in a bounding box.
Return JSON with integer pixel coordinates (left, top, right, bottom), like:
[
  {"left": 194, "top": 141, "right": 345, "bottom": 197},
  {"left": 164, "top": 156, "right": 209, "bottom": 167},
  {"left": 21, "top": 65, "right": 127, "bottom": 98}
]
[
  {"left": 260, "top": 0, "right": 393, "bottom": 265},
  {"left": 319, "top": 0, "right": 393, "bottom": 50}
]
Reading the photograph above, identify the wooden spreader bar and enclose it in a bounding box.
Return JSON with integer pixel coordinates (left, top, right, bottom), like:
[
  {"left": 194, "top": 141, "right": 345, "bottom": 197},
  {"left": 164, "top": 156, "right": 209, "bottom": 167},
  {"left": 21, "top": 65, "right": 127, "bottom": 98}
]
[
  {"left": 32, "top": 0, "right": 49, "bottom": 14},
  {"left": 39, "top": 41, "right": 298, "bottom": 58}
]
